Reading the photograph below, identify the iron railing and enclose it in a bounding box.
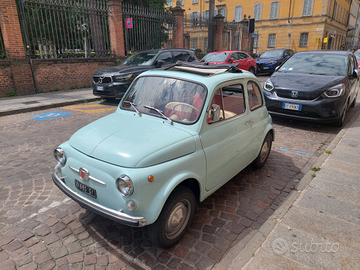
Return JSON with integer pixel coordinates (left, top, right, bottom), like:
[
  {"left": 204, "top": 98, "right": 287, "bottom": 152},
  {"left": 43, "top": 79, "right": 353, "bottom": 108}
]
[
  {"left": 122, "top": 3, "right": 172, "bottom": 54},
  {"left": 0, "top": 26, "right": 6, "bottom": 59},
  {"left": 16, "top": 0, "right": 112, "bottom": 59}
]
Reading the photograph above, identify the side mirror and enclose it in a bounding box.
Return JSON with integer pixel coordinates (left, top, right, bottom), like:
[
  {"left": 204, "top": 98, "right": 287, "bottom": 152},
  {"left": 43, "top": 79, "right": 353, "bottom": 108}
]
[
  {"left": 353, "top": 68, "right": 359, "bottom": 78},
  {"left": 155, "top": 60, "right": 165, "bottom": 68},
  {"left": 229, "top": 57, "right": 234, "bottom": 63}
]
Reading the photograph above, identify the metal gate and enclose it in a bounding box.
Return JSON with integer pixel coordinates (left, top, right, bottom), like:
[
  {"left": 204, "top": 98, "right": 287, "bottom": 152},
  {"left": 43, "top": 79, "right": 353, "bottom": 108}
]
[
  {"left": 122, "top": 3, "right": 173, "bottom": 54},
  {"left": 16, "top": 0, "right": 112, "bottom": 59}
]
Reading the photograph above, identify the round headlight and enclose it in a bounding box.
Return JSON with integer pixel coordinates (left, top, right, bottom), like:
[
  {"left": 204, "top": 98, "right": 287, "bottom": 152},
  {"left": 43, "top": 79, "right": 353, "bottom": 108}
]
[
  {"left": 116, "top": 175, "right": 134, "bottom": 197},
  {"left": 54, "top": 148, "right": 66, "bottom": 165}
]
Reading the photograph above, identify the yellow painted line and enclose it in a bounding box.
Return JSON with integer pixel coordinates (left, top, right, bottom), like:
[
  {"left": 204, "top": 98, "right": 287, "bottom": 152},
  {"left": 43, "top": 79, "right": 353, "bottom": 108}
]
[{"left": 65, "top": 103, "right": 116, "bottom": 114}]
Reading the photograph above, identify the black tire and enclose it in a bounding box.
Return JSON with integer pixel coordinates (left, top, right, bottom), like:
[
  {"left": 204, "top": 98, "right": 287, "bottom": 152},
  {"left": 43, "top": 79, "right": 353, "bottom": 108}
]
[
  {"left": 149, "top": 186, "right": 195, "bottom": 248},
  {"left": 252, "top": 132, "right": 273, "bottom": 169},
  {"left": 334, "top": 107, "right": 346, "bottom": 127},
  {"left": 249, "top": 67, "right": 256, "bottom": 75},
  {"left": 350, "top": 94, "right": 357, "bottom": 108}
]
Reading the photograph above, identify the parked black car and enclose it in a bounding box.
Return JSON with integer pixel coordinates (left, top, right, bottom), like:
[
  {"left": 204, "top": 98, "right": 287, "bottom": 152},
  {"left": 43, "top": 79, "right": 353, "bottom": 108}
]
[
  {"left": 263, "top": 51, "right": 359, "bottom": 126},
  {"left": 93, "top": 49, "right": 199, "bottom": 99},
  {"left": 256, "top": 49, "right": 295, "bottom": 75}
]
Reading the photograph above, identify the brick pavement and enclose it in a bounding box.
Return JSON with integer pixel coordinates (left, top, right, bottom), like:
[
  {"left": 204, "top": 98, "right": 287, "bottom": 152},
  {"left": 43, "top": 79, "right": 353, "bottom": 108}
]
[{"left": 0, "top": 101, "right": 347, "bottom": 269}]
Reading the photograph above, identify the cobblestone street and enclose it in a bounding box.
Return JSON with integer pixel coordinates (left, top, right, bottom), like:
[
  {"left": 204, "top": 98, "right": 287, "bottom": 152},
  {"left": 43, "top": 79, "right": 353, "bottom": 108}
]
[{"left": 0, "top": 95, "right": 357, "bottom": 270}]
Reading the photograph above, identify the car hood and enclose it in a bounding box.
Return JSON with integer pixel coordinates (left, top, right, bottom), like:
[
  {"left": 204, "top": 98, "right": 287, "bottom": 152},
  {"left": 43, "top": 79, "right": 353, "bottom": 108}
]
[
  {"left": 68, "top": 112, "right": 196, "bottom": 168},
  {"left": 270, "top": 72, "right": 346, "bottom": 99},
  {"left": 256, "top": 57, "right": 280, "bottom": 64},
  {"left": 93, "top": 65, "right": 152, "bottom": 76}
]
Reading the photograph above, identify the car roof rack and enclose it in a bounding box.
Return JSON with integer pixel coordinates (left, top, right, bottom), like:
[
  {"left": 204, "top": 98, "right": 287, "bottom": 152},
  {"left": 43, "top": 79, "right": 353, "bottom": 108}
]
[{"left": 165, "top": 61, "right": 243, "bottom": 76}]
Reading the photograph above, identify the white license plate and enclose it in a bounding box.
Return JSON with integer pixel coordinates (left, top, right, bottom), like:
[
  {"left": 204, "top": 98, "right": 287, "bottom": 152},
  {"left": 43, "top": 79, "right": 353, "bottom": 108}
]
[
  {"left": 282, "top": 103, "right": 302, "bottom": 111},
  {"left": 96, "top": 86, "right": 104, "bottom": 91},
  {"left": 263, "top": 67, "right": 269, "bottom": 69},
  {"left": 75, "top": 179, "right": 97, "bottom": 198}
]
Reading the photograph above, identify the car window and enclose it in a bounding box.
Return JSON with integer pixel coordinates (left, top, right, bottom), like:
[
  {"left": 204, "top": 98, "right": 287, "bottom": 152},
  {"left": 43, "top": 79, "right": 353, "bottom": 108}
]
[
  {"left": 247, "top": 81, "right": 263, "bottom": 111},
  {"left": 231, "top": 53, "right": 240, "bottom": 61},
  {"left": 278, "top": 53, "right": 347, "bottom": 76},
  {"left": 122, "top": 76, "right": 206, "bottom": 124},
  {"left": 201, "top": 52, "right": 229, "bottom": 62},
  {"left": 354, "top": 51, "right": 360, "bottom": 61},
  {"left": 259, "top": 50, "right": 283, "bottom": 58},
  {"left": 207, "top": 84, "right": 245, "bottom": 124},
  {"left": 122, "top": 51, "right": 159, "bottom": 66},
  {"left": 174, "top": 51, "right": 191, "bottom": 62},
  {"left": 238, "top": 52, "right": 249, "bottom": 60},
  {"left": 156, "top": 52, "right": 174, "bottom": 64}
]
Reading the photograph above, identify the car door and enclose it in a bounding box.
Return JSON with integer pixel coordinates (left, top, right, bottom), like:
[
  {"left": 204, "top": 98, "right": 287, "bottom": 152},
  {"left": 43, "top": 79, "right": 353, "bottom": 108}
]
[
  {"left": 199, "top": 82, "right": 254, "bottom": 191},
  {"left": 246, "top": 80, "right": 268, "bottom": 155}
]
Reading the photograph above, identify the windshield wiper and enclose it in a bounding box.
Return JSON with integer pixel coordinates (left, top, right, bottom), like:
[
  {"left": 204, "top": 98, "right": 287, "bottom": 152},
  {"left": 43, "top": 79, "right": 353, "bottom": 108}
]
[
  {"left": 143, "top": 105, "right": 173, "bottom": 124},
  {"left": 123, "top": 101, "right": 141, "bottom": 115}
]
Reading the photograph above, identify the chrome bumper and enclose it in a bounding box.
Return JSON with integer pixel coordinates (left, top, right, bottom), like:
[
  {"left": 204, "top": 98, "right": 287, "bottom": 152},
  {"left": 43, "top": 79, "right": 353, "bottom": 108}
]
[{"left": 52, "top": 167, "right": 147, "bottom": 227}]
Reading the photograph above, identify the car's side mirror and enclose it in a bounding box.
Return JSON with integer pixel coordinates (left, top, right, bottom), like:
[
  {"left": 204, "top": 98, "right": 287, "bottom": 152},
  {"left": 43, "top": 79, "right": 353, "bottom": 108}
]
[
  {"left": 229, "top": 57, "right": 234, "bottom": 63},
  {"left": 353, "top": 68, "right": 359, "bottom": 78},
  {"left": 208, "top": 104, "right": 221, "bottom": 122},
  {"left": 155, "top": 60, "right": 165, "bottom": 68}
]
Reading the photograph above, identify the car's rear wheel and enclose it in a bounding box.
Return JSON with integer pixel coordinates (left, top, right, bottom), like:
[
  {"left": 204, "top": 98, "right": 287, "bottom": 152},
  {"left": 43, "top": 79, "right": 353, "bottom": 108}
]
[
  {"left": 252, "top": 132, "right": 272, "bottom": 169},
  {"left": 149, "top": 186, "right": 195, "bottom": 248}
]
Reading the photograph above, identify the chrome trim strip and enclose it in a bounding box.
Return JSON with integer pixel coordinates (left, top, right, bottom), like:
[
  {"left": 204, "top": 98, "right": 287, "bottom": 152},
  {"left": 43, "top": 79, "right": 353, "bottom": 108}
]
[
  {"left": 52, "top": 167, "right": 147, "bottom": 227},
  {"left": 69, "top": 166, "right": 106, "bottom": 186}
]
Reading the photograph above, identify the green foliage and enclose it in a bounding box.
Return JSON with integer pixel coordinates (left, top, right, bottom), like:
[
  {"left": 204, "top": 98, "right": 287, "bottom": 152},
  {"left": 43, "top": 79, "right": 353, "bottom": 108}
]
[
  {"left": 311, "top": 167, "right": 321, "bottom": 172},
  {"left": 5, "top": 91, "right": 17, "bottom": 97}
]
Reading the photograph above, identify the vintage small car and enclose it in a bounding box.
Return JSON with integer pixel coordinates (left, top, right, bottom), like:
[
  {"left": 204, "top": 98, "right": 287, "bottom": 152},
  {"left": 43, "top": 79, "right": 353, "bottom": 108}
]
[{"left": 52, "top": 62, "right": 274, "bottom": 248}]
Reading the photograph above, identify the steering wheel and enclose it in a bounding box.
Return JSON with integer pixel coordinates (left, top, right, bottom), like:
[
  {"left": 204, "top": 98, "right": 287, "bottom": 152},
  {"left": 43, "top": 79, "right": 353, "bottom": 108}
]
[{"left": 172, "top": 103, "right": 200, "bottom": 115}]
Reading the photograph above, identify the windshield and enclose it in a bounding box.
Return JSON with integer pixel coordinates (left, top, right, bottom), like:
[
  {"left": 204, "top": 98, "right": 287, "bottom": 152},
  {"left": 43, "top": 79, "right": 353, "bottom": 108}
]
[
  {"left": 354, "top": 51, "right": 360, "bottom": 61},
  {"left": 121, "top": 76, "right": 207, "bottom": 124},
  {"left": 278, "top": 53, "right": 347, "bottom": 76},
  {"left": 201, "top": 52, "right": 229, "bottom": 62},
  {"left": 259, "top": 50, "right": 284, "bottom": 58},
  {"left": 121, "top": 50, "right": 159, "bottom": 66}
]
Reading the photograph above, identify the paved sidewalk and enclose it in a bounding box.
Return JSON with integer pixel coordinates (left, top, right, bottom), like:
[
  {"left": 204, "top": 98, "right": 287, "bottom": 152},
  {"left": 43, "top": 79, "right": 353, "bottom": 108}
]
[
  {"left": 0, "top": 88, "right": 98, "bottom": 117},
  {"left": 214, "top": 105, "right": 360, "bottom": 269}
]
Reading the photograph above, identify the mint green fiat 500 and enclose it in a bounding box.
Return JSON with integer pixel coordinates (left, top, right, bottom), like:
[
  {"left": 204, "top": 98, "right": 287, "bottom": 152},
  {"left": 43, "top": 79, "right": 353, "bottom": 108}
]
[{"left": 52, "top": 62, "right": 274, "bottom": 248}]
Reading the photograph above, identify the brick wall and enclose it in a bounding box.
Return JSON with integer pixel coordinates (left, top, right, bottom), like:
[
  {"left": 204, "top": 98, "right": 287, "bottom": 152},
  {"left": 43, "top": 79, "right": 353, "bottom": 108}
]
[
  {"left": 0, "top": 60, "right": 15, "bottom": 97},
  {"left": 32, "top": 59, "right": 117, "bottom": 92}
]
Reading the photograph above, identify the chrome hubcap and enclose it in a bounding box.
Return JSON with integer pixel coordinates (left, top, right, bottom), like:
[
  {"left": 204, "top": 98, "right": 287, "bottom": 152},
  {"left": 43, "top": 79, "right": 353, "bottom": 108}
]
[
  {"left": 260, "top": 139, "right": 270, "bottom": 163},
  {"left": 165, "top": 199, "right": 190, "bottom": 240}
]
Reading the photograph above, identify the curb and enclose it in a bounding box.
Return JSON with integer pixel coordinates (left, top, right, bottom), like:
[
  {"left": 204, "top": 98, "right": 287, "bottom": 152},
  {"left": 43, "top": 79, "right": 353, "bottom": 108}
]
[{"left": 0, "top": 97, "right": 100, "bottom": 117}]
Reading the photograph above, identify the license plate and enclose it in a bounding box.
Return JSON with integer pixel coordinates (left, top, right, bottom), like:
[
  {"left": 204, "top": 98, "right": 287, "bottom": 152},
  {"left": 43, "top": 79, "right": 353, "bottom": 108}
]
[
  {"left": 96, "top": 86, "right": 104, "bottom": 91},
  {"left": 75, "top": 179, "right": 97, "bottom": 198},
  {"left": 282, "top": 103, "right": 302, "bottom": 111},
  {"left": 263, "top": 67, "right": 269, "bottom": 69}
]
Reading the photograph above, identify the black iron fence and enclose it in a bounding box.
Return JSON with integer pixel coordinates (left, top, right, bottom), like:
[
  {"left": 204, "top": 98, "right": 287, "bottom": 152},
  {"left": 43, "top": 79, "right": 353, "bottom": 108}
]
[
  {"left": 16, "top": 0, "right": 112, "bottom": 59},
  {"left": 0, "top": 26, "right": 6, "bottom": 59},
  {"left": 122, "top": 3, "right": 172, "bottom": 54}
]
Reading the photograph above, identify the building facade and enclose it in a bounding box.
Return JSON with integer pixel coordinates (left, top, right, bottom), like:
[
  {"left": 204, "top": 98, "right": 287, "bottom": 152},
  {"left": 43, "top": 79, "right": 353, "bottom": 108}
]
[{"left": 167, "top": 0, "right": 357, "bottom": 54}]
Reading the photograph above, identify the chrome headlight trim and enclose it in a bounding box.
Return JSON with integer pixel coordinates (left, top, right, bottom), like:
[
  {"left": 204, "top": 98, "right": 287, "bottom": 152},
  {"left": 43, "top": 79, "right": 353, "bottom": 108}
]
[
  {"left": 116, "top": 175, "right": 134, "bottom": 197},
  {"left": 54, "top": 148, "right": 66, "bottom": 165},
  {"left": 323, "top": 83, "right": 345, "bottom": 98},
  {"left": 264, "top": 78, "right": 275, "bottom": 92}
]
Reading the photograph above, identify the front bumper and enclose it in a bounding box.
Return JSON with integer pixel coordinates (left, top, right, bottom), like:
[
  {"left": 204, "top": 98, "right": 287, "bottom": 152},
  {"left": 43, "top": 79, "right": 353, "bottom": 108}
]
[
  {"left": 52, "top": 166, "right": 147, "bottom": 227},
  {"left": 264, "top": 93, "right": 346, "bottom": 123},
  {"left": 92, "top": 82, "right": 129, "bottom": 99},
  {"left": 256, "top": 63, "right": 276, "bottom": 74}
]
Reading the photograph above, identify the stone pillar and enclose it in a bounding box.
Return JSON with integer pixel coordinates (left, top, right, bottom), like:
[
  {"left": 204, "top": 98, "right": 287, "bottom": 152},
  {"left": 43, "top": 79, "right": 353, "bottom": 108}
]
[
  {"left": 184, "top": 33, "right": 190, "bottom": 49},
  {"left": 107, "top": 0, "right": 125, "bottom": 57},
  {"left": 240, "top": 17, "right": 251, "bottom": 53},
  {"left": 172, "top": 3, "right": 185, "bottom": 48},
  {"left": 214, "top": 14, "right": 224, "bottom": 51},
  {"left": 0, "top": 0, "right": 35, "bottom": 95}
]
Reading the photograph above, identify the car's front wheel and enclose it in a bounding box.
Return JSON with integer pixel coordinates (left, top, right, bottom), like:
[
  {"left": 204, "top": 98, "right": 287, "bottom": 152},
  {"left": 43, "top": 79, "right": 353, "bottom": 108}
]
[
  {"left": 252, "top": 132, "right": 273, "bottom": 169},
  {"left": 248, "top": 67, "right": 256, "bottom": 75},
  {"left": 149, "top": 186, "right": 195, "bottom": 248}
]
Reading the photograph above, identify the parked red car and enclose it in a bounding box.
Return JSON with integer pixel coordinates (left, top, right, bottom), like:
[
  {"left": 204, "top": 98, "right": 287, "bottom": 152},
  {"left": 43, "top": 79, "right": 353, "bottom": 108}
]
[
  {"left": 354, "top": 49, "right": 360, "bottom": 67},
  {"left": 200, "top": 51, "right": 257, "bottom": 74}
]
